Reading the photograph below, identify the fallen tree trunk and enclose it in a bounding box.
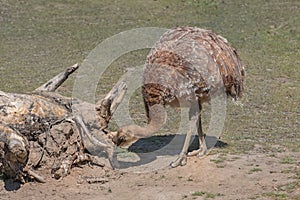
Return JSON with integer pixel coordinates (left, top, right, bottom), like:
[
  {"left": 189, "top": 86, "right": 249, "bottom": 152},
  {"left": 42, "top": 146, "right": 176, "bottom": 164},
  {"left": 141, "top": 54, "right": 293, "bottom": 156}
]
[{"left": 0, "top": 64, "right": 126, "bottom": 183}]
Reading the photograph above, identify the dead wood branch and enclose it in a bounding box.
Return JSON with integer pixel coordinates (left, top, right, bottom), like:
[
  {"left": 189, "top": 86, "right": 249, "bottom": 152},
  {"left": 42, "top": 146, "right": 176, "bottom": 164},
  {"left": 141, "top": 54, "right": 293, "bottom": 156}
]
[
  {"left": 34, "top": 63, "right": 79, "bottom": 92},
  {"left": 96, "top": 81, "right": 127, "bottom": 131},
  {"left": 73, "top": 115, "right": 109, "bottom": 152},
  {"left": 23, "top": 166, "right": 46, "bottom": 183}
]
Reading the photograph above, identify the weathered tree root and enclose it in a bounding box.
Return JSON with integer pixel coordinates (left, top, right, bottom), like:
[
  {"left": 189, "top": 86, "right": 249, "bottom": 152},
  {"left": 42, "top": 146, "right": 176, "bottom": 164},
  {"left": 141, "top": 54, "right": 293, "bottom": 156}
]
[
  {"left": 0, "top": 124, "right": 29, "bottom": 179},
  {"left": 35, "top": 63, "right": 79, "bottom": 92},
  {"left": 0, "top": 64, "right": 126, "bottom": 183},
  {"left": 23, "top": 166, "right": 46, "bottom": 183}
]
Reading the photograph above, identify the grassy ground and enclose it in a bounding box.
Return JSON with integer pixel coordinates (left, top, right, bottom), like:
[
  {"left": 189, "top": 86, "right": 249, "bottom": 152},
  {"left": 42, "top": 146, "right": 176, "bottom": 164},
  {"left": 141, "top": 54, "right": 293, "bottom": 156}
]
[
  {"left": 0, "top": 0, "right": 299, "bottom": 198},
  {"left": 1, "top": 0, "right": 298, "bottom": 153}
]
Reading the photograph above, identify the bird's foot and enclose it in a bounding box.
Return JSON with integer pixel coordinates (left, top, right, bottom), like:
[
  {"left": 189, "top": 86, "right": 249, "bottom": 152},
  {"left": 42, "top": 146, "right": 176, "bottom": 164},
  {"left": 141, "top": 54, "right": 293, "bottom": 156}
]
[
  {"left": 187, "top": 147, "right": 207, "bottom": 157},
  {"left": 107, "top": 148, "right": 119, "bottom": 170},
  {"left": 109, "top": 159, "right": 120, "bottom": 170},
  {"left": 170, "top": 153, "right": 187, "bottom": 168}
]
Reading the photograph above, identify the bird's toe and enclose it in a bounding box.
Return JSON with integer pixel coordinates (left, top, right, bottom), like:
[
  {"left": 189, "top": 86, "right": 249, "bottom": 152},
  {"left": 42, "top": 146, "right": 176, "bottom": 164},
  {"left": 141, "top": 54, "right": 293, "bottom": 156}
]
[
  {"left": 188, "top": 148, "right": 207, "bottom": 158},
  {"left": 170, "top": 154, "right": 187, "bottom": 168}
]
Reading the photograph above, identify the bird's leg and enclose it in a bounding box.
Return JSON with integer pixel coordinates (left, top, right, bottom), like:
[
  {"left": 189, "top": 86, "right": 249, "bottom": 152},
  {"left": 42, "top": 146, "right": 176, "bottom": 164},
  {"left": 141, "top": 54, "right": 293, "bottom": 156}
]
[
  {"left": 170, "top": 104, "right": 199, "bottom": 168},
  {"left": 143, "top": 97, "right": 150, "bottom": 124},
  {"left": 146, "top": 103, "right": 167, "bottom": 134},
  {"left": 188, "top": 108, "right": 207, "bottom": 157}
]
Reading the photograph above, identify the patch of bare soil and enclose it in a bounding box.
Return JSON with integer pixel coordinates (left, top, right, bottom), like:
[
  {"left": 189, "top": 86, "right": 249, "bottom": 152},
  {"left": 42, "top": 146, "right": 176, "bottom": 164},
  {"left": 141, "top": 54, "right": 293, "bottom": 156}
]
[{"left": 1, "top": 150, "right": 299, "bottom": 200}]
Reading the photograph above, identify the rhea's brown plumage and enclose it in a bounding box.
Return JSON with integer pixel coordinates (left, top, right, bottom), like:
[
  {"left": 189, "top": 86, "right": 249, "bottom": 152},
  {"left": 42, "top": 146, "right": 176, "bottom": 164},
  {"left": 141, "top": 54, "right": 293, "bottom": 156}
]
[{"left": 113, "top": 27, "right": 245, "bottom": 167}]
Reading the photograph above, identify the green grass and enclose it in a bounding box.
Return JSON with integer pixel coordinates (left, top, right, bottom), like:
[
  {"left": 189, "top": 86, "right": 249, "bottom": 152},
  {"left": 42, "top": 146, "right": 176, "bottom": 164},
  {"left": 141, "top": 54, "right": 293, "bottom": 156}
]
[
  {"left": 210, "top": 155, "right": 228, "bottom": 168},
  {"left": 280, "top": 157, "right": 295, "bottom": 164},
  {"left": 191, "top": 191, "right": 224, "bottom": 199},
  {"left": 187, "top": 177, "right": 193, "bottom": 182},
  {"left": 295, "top": 170, "right": 300, "bottom": 180},
  {"left": 278, "top": 169, "right": 300, "bottom": 193},
  {"left": 284, "top": 182, "right": 298, "bottom": 193},
  {"left": 191, "top": 191, "right": 206, "bottom": 196},
  {"left": 210, "top": 157, "right": 225, "bottom": 164},
  {"left": 262, "top": 192, "right": 288, "bottom": 200},
  {"left": 248, "top": 167, "right": 263, "bottom": 174}
]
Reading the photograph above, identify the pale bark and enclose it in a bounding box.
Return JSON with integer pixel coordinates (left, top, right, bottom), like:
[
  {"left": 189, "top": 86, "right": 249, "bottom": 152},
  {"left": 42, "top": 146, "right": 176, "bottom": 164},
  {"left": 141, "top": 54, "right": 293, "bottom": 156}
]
[{"left": 0, "top": 64, "right": 126, "bottom": 183}]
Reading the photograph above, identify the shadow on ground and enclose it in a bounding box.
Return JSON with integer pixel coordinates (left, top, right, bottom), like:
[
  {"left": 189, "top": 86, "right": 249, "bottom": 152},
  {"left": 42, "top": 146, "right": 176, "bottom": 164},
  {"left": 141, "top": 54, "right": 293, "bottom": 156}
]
[
  {"left": 115, "top": 134, "right": 227, "bottom": 169},
  {"left": 2, "top": 179, "right": 21, "bottom": 191}
]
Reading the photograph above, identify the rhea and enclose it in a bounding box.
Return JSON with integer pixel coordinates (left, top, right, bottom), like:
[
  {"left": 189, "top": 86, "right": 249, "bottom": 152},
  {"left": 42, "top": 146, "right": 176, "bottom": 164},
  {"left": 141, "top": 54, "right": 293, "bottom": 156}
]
[{"left": 112, "top": 27, "right": 245, "bottom": 167}]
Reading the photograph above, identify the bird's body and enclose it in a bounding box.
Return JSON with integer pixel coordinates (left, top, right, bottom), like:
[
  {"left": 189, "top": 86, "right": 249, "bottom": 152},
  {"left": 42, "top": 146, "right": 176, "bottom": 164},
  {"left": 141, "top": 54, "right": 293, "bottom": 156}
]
[
  {"left": 143, "top": 26, "right": 244, "bottom": 107},
  {"left": 113, "top": 27, "right": 245, "bottom": 167}
]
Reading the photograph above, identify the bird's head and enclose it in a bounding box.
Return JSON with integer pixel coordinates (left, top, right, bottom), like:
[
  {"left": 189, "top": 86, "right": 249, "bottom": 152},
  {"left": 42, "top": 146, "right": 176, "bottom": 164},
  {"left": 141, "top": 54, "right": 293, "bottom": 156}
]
[{"left": 111, "top": 125, "right": 139, "bottom": 148}]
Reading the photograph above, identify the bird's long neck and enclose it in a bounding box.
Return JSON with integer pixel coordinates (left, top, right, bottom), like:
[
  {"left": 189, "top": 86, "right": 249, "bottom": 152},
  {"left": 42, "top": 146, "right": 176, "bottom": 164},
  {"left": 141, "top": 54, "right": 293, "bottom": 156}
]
[{"left": 132, "top": 103, "right": 166, "bottom": 138}]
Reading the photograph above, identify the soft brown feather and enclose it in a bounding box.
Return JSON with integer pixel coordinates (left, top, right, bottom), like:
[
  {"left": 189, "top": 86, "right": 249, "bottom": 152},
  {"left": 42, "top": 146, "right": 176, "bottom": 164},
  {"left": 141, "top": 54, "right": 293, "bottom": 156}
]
[{"left": 143, "top": 26, "right": 245, "bottom": 107}]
